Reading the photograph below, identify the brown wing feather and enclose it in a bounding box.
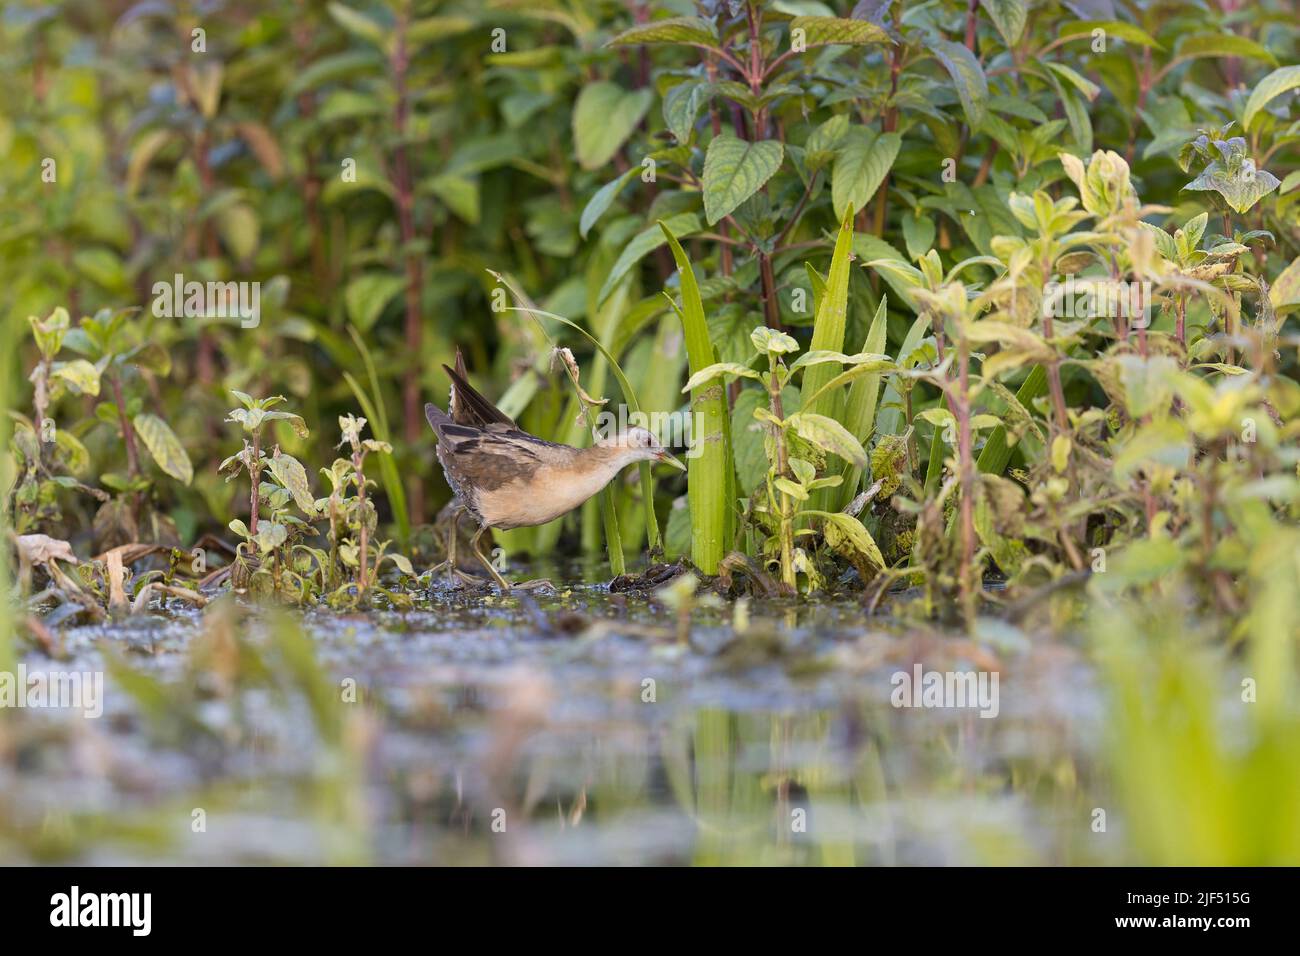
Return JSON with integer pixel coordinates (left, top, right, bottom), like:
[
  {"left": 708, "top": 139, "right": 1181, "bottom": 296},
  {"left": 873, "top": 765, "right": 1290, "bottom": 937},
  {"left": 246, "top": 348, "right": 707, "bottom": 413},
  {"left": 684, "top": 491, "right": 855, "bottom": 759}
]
[{"left": 443, "top": 360, "right": 515, "bottom": 428}]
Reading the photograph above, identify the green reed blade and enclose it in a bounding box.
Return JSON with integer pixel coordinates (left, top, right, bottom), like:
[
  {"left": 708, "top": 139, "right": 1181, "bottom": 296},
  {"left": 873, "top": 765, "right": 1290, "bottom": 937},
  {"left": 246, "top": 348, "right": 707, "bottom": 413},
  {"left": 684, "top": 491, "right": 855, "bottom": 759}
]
[{"left": 660, "top": 222, "right": 733, "bottom": 575}]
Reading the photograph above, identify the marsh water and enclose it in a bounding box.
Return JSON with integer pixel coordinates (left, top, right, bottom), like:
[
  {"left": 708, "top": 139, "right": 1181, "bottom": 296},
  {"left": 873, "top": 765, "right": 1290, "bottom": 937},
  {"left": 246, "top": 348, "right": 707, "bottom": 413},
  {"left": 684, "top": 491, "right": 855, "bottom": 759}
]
[{"left": 2, "top": 562, "right": 1116, "bottom": 866}]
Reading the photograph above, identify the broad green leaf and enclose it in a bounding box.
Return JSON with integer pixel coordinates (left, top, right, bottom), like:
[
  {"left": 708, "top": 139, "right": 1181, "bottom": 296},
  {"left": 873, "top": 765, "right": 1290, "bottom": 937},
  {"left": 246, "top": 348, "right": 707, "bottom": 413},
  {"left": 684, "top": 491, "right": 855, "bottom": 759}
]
[
  {"left": 831, "top": 128, "right": 900, "bottom": 219},
  {"left": 573, "top": 82, "right": 653, "bottom": 170},
  {"left": 599, "top": 212, "right": 700, "bottom": 304},
  {"left": 607, "top": 16, "right": 718, "bottom": 48},
  {"left": 1047, "top": 62, "right": 1100, "bottom": 101},
  {"left": 1269, "top": 256, "right": 1300, "bottom": 310},
  {"left": 681, "top": 362, "right": 762, "bottom": 391},
  {"left": 428, "top": 173, "right": 480, "bottom": 224},
  {"left": 980, "top": 0, "right": 1027, "bottom": 47},
  {"left": 580, "top": 169, "right": 637, "bottom": 238},
  {"left": 663, "top": 80, "right": 711, "bottom": 144},
  {"left": 344, "top": 273, "right": 406, "bottom": 331},
  {"left": 133, "top": 413, "right": 193, "bottom": 485},
  {"left": 788, "top": 16, "right": 890, "bottom": 48},
  {"left": 1243, "top": 65, "right": 1300, "bottom": 130},
  {"left": 269, "top": 453, "right": 317, "bottom": 515},
  {"left": 51, "top": 359, "right": 101, "bottom": 396},
  {"left": 789, "top": 412, "right": 869, "bottom": 468},
  {"left": 216, "top": 204, "right": 259, "bottom": 260},
  {"left": 327, "top": 3, "right": 388, "bottom": 48},
  {"left": 813, "top": 511, "right": 886, "bottom": 571},
  {"left": 1183, "top": 160, "right": 1281, "bottom": 214},
  {"left": 702, "top": 135, "right": 784, "bottom": 225},
  {"left": 928, "top": 37, "right": 988, "bottom": 128},
  {"left": 1057, "top": 20, "right": 1161, "bottom": 49},
  {"left": 660, "top": 222, "right": 734, "bottom": 573},
  {"left": 262, "top": 410, "right": 310, "bottom": 439},
  {"left": 1174, "top": 34, "right": 1278, "bottom": 69}
]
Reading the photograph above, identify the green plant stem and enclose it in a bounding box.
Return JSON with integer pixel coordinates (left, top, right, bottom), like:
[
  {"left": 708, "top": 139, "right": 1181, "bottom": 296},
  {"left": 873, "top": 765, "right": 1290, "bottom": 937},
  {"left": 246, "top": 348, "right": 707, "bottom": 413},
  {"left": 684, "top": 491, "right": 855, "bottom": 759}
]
[{"left": 768, "top": 354, "right": 795, "bottom": 591}]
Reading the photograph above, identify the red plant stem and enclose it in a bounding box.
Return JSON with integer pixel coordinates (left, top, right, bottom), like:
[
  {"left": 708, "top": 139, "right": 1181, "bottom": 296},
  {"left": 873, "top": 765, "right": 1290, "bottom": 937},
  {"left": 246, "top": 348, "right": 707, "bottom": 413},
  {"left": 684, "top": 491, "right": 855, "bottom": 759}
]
[
  {"left": 390, "top": 6, "right": 425, "bottom": 525},
  {"left": 355, "top": 451, "right": 369, "bottom": 594},
  {"left": 870, "top": 42, "right": 905, "bottom": 241},
  {"left": 111, "top": 373, "right": 141, "bottom": 480},
  {"left": 759, "top": 252, "right": 782, "bottom": 330},
  {"left": 247, "top": 431, "right": 261, "bottom": 537},
  {"left": 955, "top": 338, "right": 976, "bottom": 626}
]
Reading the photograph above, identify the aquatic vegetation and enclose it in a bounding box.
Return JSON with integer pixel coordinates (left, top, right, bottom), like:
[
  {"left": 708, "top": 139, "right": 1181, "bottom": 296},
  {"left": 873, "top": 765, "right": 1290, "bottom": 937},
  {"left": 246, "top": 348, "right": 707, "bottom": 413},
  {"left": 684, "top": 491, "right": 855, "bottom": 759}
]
[{"left": 2, "top": 0, "right": 1300, "bottom": 868}]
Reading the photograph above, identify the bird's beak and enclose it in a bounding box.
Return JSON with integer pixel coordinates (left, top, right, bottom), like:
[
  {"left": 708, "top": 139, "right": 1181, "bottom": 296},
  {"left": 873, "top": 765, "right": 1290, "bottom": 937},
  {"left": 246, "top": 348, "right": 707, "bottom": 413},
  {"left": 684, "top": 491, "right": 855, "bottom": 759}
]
[{"left": 656, "top": 449, "right": 687, "bottom": 472}]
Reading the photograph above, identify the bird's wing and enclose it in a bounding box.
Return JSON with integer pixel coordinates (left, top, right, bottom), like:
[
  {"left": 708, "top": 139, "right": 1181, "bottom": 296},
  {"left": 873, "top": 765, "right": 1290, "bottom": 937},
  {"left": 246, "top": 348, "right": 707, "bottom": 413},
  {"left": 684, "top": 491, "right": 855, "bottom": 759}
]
[
  {"left": 443, "top": 358, "right": 516, "bottom": 429},
  {"left": 435, "top": 422, "right": 572, "bottom": 491}
]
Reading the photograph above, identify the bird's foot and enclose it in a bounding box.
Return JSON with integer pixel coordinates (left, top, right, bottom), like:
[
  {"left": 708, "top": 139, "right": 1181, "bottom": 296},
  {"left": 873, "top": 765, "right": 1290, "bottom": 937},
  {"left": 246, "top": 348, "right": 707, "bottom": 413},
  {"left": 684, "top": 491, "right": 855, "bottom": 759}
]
[
  {"left": 510, "top": 578, "right": 556, "bottom": 593},
  {"left": 425, "top": 561, "right": 487, "bottom": 592}
]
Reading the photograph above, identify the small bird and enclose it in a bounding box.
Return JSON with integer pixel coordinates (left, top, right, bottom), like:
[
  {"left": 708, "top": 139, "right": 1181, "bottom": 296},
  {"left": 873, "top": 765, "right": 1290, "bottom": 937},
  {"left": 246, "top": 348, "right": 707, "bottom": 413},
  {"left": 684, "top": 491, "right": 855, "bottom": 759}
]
[{"left": 425, "top": 353, "right": 685, "bottom": 590}]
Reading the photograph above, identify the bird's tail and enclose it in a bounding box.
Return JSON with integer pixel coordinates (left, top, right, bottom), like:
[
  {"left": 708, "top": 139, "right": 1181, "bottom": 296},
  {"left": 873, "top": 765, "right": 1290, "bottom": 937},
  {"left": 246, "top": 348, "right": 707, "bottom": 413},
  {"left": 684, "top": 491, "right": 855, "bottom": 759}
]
[{"left": 424, "top": 402, "right": 451, "bottom": 433}]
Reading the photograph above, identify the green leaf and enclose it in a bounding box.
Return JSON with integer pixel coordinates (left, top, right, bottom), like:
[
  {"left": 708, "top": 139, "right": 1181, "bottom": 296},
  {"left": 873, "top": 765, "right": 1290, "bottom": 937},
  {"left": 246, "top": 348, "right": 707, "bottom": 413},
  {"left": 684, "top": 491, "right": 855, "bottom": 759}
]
[
  {"left": 788, "top": 413, "right": 868, "bottom": 468},
  {"left": 841, "top": 306, "right": 891, "bottom": 510},
  {"left": 327, "top": 3, "right": 388, "bottom": 48},
  {"left": 1269, "top": 256, "right": 1300, "bottom": 310},
  {"left": 1046, "top": 62, "right": 1099, "bottom": 102},
  {"left": 607, "top": 16, "right": 718, "bottom": 48},
  {"left": 262, "top": 410, "right": 311, "bottom": 439},
  {"left": 1174, "top": 34, "right": 1278, "bottom": 69},
  {"left": 663, "top": 80, "right": 711, "bottom": 145},
  {"left": 599, "top": 212, "right": 701, "bottom": 304},
  {"left": 572, "top": 82, "right": 653, "bottom": 170},
  {"left": 902, "top": 212, "right": 936, "bottom": 260},
  {"left": 1243, "top": 65, "right": 1300, "bottom": 130},
  {"left": 133, "top": 413, "right": 193, "bottom": 485},
  {"left": 831, "top": 128, "right": 900, "bottom": 220},
  {"left": 428, "top": 173, "right": 480, "bottom": 224},
  {"left": 928, "top": 37, "right": 988, "bottom": 128},
  {"left": 979, "top": 0, "right": 1027, "bottom": 48},
  {"left": 579, "top": 169, "right": 637, "bottom": 239},
  {"left": 813, "top": 511, "right": 887, "bottom": 571},
  {"left": 682, "top": 362, "right": 763, "bottom": 391},
  {"left": 660, "top": 222, "right": 734, "bottom": 574},
  {"left": 269, "top": 453, "right": 317, "bottom": 516},
  {"left": 1057, "top": 20, "right": 1161, "bottom": 49},
  {"left": 216, "top": 204, "right": 259, "bottom": 260},
  {"left": 51, "top": 359, "right": 101, "bottom": 397},
  {"left": 344, "top": 273, "right": 407, "bottom": 331},
  {"left": 1183, "top": 160, "right": 1281, "bottom": 215},
  {"left": 801, "top": 214, "right": 854, "bottom": 431},
  {"left": 702, "top": 135, "right": 784, "bottom": 225},
  {"left": 788, "top": 16, "right": 890, "bottom": 48}
]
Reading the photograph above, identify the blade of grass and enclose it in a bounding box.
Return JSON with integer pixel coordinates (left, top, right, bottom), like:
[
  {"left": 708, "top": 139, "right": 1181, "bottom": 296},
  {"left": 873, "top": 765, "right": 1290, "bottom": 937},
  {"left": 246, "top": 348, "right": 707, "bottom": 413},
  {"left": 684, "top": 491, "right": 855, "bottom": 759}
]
[
  {"left": 660, "top": 222, "right": 733, "bottom": 574},
  {"left": 836, "top": 294, "right": 890, "bottom": 510}
]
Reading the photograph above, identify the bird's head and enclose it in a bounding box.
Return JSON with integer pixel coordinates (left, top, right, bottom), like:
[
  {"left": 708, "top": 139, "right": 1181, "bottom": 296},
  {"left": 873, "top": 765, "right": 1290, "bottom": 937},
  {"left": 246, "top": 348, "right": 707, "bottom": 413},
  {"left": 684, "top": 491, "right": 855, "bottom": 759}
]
[{"left": 597, "top": 426, "right": 687, "bottom": 471}]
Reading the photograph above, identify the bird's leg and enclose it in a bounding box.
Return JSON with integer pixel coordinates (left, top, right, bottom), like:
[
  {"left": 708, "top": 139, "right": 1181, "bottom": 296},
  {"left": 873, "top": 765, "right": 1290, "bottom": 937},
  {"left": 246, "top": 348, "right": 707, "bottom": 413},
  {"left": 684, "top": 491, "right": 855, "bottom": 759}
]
[
  {"left": 470, "top": 525, "right": 513, "bottom": 592},
  {"left": 427, "top": 502, "right": 478, "bottom": 588}
]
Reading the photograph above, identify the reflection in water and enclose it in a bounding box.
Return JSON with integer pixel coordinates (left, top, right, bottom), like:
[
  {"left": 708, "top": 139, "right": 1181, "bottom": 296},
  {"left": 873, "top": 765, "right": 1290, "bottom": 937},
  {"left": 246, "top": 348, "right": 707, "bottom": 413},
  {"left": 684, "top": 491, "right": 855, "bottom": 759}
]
[{"left": 0, "top": 572, "right": 1122, "bottom": 866}]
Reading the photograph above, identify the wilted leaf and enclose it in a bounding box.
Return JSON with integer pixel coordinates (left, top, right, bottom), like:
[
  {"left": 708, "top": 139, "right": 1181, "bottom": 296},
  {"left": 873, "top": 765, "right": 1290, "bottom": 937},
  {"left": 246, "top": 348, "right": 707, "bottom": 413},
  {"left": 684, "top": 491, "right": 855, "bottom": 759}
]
[{"left": 269, "top": 452, "right": 317, "bottom": 515}]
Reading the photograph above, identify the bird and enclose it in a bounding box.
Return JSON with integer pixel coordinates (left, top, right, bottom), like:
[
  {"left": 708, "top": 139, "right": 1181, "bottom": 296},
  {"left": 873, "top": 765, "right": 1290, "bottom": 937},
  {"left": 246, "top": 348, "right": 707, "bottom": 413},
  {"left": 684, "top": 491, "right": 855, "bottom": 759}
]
[{"left": 424, "top": 351, "right": 685, "bottom": 591}]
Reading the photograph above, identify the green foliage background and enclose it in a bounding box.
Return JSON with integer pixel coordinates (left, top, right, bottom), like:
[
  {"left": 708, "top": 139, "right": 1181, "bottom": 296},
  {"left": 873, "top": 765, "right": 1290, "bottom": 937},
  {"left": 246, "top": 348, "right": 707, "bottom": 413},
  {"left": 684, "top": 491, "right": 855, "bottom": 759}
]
[{"left": 3, "top": 0, "right": 1300, "bottom": 593}]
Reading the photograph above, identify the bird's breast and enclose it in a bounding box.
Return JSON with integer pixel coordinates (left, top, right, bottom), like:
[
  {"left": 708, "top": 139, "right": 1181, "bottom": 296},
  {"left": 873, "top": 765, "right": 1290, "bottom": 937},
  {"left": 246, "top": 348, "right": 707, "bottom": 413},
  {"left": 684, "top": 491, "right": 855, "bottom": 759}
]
[{"left": 475, "top": 459, "right": 624, "bottom": 530}]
